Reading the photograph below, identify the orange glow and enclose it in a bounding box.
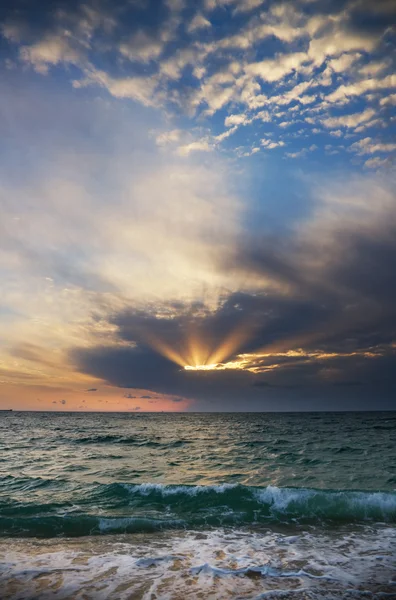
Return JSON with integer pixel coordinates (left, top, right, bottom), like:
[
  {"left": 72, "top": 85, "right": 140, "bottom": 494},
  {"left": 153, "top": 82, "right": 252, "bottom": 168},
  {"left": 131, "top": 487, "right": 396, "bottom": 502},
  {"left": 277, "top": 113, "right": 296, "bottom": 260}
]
[
  {"left": 206, "top": 321, "right": 255, "bottom": 365},
  {"left": 0, "top": 382, "right": 191, "bottom": 412},
  {"left": 139, "top": 317, "right": 257, "bottom": 370},
  {"left": 140, "top": 331, "right": 186, "bottom": 368},
  {"left": 184, "top": 363, "right": 219, "bottom": 371}
]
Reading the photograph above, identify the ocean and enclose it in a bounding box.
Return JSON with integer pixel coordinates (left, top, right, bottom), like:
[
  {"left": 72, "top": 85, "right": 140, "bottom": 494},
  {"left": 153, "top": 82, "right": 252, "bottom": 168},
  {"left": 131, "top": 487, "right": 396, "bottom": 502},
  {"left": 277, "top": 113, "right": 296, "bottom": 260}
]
[{"left": 0, "top": 411, "right": 395, "bottom": 599}]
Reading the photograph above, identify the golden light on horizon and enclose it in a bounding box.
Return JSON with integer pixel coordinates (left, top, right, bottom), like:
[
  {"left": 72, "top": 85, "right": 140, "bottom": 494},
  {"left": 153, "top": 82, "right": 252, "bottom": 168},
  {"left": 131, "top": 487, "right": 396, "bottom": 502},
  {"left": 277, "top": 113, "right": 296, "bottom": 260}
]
[
  {"left": 184, "top": 363, "right": 219, "bottom": 371},
  {"left": 139, "top": 316, "right": 257, "bottom": 371}
]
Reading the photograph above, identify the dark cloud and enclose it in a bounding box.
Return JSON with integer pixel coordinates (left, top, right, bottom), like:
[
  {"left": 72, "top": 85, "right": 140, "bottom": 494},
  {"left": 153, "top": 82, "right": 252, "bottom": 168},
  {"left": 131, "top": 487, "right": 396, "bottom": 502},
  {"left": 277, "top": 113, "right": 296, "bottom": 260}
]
[
  {"left": 70, "top": 180, "right": 396, "bottom": 410},
  {"left": 332, "top": 381, "right": 363, "bottom": 387},
  {"left": 86, "top": 388, "right": 98, "bottom": 392}
]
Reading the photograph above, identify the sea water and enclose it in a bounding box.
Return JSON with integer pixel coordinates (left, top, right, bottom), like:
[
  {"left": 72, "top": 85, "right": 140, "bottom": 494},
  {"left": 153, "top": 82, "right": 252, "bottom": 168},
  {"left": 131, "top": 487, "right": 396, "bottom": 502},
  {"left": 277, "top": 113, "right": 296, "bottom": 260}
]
[{"left": 0, "top": 411, "right": 395, "bottom": 599}]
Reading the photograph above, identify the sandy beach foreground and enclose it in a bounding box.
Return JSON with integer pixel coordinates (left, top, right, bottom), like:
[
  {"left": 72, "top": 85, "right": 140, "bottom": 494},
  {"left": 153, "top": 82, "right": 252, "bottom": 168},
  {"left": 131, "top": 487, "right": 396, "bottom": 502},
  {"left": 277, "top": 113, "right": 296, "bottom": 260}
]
[{"left": 1, "top": 525, "right": 396, "bottom": 599}]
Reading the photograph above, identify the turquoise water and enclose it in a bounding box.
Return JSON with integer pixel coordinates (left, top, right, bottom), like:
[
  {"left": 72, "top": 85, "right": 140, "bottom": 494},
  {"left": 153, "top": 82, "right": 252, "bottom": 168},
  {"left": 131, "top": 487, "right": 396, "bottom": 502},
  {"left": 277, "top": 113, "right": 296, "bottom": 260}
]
[{"left": 1, "top": 411, "right": 396, "bottom": 598}]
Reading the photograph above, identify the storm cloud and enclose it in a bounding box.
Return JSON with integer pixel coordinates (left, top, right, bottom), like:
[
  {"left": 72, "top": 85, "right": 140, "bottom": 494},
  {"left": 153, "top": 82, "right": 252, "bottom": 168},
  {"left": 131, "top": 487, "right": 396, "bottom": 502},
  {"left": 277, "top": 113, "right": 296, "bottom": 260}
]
[{"left": 70, "top": 175, "right": 396, "bottom": 410}]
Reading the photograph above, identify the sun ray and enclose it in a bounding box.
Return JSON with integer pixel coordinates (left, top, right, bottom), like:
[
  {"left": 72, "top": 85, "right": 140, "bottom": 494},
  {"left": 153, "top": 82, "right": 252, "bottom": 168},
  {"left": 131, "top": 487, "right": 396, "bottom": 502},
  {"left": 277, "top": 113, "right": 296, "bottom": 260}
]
[
  {"left": 141, "top": 331, "right": 187, "bottom": 368},
  {"left": 206, "top": 320, "right": 256, "bottom": 366}
]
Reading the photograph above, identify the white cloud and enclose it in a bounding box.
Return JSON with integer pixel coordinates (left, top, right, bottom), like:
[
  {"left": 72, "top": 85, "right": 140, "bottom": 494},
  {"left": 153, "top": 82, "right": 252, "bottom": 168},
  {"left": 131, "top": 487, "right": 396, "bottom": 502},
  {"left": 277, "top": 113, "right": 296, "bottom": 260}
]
[
  {"left": 351, "top": 137, "right": 396, "bottom": 155},
  {"left": 119, "top": 31, "right": 163, "bottom": 63},
  {"left": 308, "top": 31, "right": 377, "bottom": 66},
  {"left": 270, "top": 80, "right": 312, "bottom": 106},
  {"left": 74, "top": 68, "right": 158, "bottom": 106},
  {"left": 233, "top": 0, "right": 266, "bottom": 13},
  {"left": 261, "top": 139, "right": 285, "bottom": 149},
  {"left": 286, "top": 149, "right": 306, "bottom": 158},
  {"left": 216, "top": 22, "right": 300, "bottom": 50},
  {"left": 214, "top": 126, "right": 238, "bottom": 142},
  {"left": 176, "top": 139, "right": 213, "bottom": 156},
  {"left": 359, "top": 60, "right": 389, "bottom": 76},
  {"left": 155, "top": 129, "right": 182, "bottom": 146},
  {"left": 224, "top": 113, "right": 251, "bottom": 127},
  {"left": 20, "top": 35, "right": 82, "bottom": 74},
  {"left": 354, "top": 118, "right": 382, "bottom": 133},
  {"left": 364, "top": 156, "right": 390, "bottom": 169},
  {"left": 326, "top": 74, "right": 396, "bottom": 103},
  {"left": 380, "top": 94, "right": 396, "bottom": 106},
  {"left": 327, "top": 52, "right": 361, "bottom": 73},
  {"left": 193, "top": 66, "right": 206, "bottom": 79},
  {"left": 1, "top": 22, "right": 24, "bottom": 43},
  {"left": 321, "top": 108, "right": 376, "bottom": 129},
  {"left": 2, "top": 0, "right": 394, "bottom": 165},
  {"left": 255, "top": 110, "right": 271, "bottom": 122},
  {"left": 192, "top": 73, "right": 236, "bottom": 115},
  {"left": 246, "top": 52, "right": 308, "bottom": 83},
  {"left": 299, "top": 94, "right": 316, "bottom": 105},
  {"left": 188, "top": 14, "right": 211, "bottom": 32}
]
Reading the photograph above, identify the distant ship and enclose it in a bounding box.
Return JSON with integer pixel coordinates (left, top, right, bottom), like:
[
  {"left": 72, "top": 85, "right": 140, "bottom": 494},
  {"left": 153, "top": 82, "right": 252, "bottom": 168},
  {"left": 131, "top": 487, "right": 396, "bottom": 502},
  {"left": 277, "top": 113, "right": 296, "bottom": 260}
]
[{"left": 0, "top": 409, "right": 13, "bottom": 412}]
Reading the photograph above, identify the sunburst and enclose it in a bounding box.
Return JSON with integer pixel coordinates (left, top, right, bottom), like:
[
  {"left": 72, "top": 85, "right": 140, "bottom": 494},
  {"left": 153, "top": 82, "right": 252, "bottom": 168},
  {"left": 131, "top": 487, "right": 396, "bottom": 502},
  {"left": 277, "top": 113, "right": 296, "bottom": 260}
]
[{"left": 140, "top": 318, "right": 256, "bottom": 371}]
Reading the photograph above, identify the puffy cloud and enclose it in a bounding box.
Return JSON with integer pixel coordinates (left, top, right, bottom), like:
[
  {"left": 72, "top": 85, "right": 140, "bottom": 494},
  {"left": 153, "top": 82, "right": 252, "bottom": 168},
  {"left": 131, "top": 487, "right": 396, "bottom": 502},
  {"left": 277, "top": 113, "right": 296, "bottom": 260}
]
[
  {"left": 351, "top": 137, "right": 396, "bottom": 155},
  {"left": 246, "top": 52, "right": 309, "bottom": 83},
  {"left": 176, "top": 139, "right": 213, "bottom": 155},
  {"left": 213, "top": 126, "right": 238, "bottom": 142},
  {"left": 359, "top": 60, "right": 390, "bottom": 77},
  {"left": 224, "top": 113, "right": 251, "bottom": 127},
  {"left": 380, "top": 94, "right": 396, "bottom": 106},
  {"left": 308, "top": 31, "right": 377, "bottom": 66},
  {"left": 204, "top": 0, "right": 238, "bottom": 10},
  {"left": 20, "top": 35, "right": 82, "bottom": 74},
  {"left": 286, "top": 150, "right": 306, "bottom": 158},
  {"left": 364, "top": 156, "right": 391, "bottom": 169},
  {"left": 261, "top": 139, "right": 285, "bottom": 149},
  {"left": 188, "top": 14, "right": 211, "bottom": 33},
  {"left": 321, "top": 108, "right": 376, "bottom": 129},
  {"left": 327, "top": 53, "right": 361, "bottom": 73},
  {"left": 119, "top": 31, "right": 164, "bottom": 63},
  {"left": 74, "top": 68, "right": 158, "bottom": 106},
  {"left": 233, "top": 0, "right": 266, "bottom": 13},
  {"left": 1, "top": 0, "right": 394, "bottom": 162},
  {"left": 326, "top": 75, "right": 396, "bottom": 104}
]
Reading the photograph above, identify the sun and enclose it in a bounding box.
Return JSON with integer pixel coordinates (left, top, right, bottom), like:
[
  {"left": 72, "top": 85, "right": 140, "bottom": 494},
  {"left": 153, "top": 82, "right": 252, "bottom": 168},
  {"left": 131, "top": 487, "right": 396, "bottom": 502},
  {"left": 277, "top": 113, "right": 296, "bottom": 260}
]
[
  {"left": 137, "top": 315, "right": 257, "bottom": 372},
  {"left": 184, "top": 363, "right": 219, "bottom": 371}
]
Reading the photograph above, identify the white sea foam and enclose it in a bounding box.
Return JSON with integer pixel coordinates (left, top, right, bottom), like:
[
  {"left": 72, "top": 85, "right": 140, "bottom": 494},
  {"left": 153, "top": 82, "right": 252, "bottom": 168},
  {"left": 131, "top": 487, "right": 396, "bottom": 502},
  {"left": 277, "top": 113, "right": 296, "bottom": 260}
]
[
  {"left": 1, "top": 525, "right": 395, "bottom": 599},
  {"left": 254, "top": 485, "right": 396, "bottom": 520},
  {"left": 121, "top": 482, "right": 238, "bottom": 496}
]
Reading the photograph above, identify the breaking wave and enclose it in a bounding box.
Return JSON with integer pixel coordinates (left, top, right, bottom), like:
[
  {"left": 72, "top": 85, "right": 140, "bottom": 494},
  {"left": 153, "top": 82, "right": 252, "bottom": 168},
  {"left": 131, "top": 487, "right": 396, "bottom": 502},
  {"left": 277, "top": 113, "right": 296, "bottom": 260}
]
[{"left": 1, "top": 483, "right": 395, "bottom": 537}]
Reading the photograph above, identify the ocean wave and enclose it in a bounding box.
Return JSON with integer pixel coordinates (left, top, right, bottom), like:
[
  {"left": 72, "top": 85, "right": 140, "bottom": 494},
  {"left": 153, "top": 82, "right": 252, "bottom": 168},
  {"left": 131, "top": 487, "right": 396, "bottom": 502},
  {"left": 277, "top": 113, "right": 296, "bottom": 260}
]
[
  {"left": 1, "top": 483, "right": 396, "bottom": 537},
  {"left": 74, "top": 435, "right": 191, "bottom": 448},
  {"left": 0, "top": 514, "right": 186, "bottom": 537}
]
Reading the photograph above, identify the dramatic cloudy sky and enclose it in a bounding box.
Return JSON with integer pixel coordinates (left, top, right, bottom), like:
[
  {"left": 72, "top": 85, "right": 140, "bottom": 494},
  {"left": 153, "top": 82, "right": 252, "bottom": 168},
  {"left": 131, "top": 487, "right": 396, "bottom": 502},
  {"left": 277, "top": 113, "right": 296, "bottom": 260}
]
[{"left": 0, "top": 0, "right": 395, "bottom": 411}]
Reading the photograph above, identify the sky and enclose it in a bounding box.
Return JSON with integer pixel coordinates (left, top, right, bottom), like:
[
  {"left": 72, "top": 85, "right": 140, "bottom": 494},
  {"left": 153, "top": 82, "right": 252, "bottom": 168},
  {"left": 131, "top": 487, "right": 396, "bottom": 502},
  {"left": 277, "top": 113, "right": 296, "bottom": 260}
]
[{"left": 0, "top": 0, "right": 395, "bottom": 412}]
